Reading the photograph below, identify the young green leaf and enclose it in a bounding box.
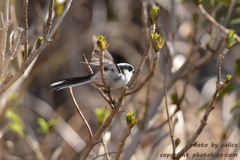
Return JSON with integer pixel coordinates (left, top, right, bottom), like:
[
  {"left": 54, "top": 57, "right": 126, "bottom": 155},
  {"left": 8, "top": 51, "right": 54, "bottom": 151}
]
[
  {"left": 175, "top": 138, "right": 180, "bottom": 148},
  {"left": 151, "top": 33, "right": 164, "bottom": 52},
  {"left": 36, "top": 118, "right": 58, "bottom": 134},
  {"left": 8, "top": 123, "right": 24, "bottom": 136},
  {"left": 149, "top": 6, "right": 159, "bottom": 25},
  {"left": 126, "top": 112, "right": 138, "bottom": 128},
  {"left": 226, "top": 30, "right": 237, "bottom": 48},
  {"left": 54, "top": 1, "right": 65, "bottom": 16},
  {"left": 37, "top": 118, "right": 49, "bottom": 134},
  {"left": 35, "top": 37, "right": 43, "bottom": 49},
  {"left": 224, "top": 74, "right": 232, "bottom": 84},
  {"left": 5, "top": 109, "right": 24, "bottom": 136},
  {"left": 97, "top": 35, "right": 109, "bottom": 51},
  {"left": 94, "top": 108, "right": 110, "bottom": 126}
]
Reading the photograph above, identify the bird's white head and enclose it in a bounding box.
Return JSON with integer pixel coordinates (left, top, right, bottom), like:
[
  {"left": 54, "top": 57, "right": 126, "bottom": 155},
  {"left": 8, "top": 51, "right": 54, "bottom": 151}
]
[{"left": 117, "top": 63, "right": 135, "bottom": 82}]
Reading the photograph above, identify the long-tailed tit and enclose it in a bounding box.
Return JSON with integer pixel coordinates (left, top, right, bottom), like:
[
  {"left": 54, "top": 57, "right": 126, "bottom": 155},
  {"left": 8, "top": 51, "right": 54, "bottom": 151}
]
[{"left": 46, "top": 36, "right": 135, "bottom": 91}]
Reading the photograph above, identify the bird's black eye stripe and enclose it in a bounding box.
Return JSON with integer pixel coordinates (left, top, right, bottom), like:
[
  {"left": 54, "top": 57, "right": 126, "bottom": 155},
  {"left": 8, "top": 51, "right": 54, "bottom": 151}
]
[
  {"left": 128, "top": 66, "right": 133, "bottom": 71},
  {"left": 118, "top": 64, "right": 134, "bottom": 72}
]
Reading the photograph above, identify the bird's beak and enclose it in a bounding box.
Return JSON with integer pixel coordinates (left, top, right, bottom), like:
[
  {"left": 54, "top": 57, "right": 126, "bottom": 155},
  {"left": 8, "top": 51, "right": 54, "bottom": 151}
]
[{"left": 133, "top": 70, "right": 135, "bottom": 73}]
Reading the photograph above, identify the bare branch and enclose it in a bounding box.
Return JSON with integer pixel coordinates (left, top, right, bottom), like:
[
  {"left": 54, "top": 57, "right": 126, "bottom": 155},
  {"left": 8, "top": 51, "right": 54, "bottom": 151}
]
[
  {"left": 25, "top": 135, "right": 45, "bottom": 160},
  {"left": 125, "top": 51, "right": 160, "bottom": 95},
  {"left": 22, "top": 0, "right": 28, "bottom": 67},
  {"left": 2, "top": 27, "right": 23, "bottom": 74},
  {"left": 209, "top": 0, "right": 214, "bottom": 40},
  {"left": 163, "top": 52, "right": 176, "bottom": 158},
  {"left": 99, "top": 50, "right": 115, "bottom": 105},
  {"left": 141, "top": 1, "right": 149, "bottom": 44},
  {"left": 45, "top": 0, "right": 54, "bottom": 39},
  {"left": 80, "top": 108, "right": 119, "bottom": 160},
  {"left": 69, "top": 87, "right": 93, "bottom": 139},
  {"left": 82, "top": 54, "right": 93, "bottom": 74},
  {"left": 82, "top": 54, "right": 114, "bottom": 109},
  {"left": 223, "top": 0, "right": 235, "bottom": 26},
  {"left": 198, "top": 4, "right": 240, "bottom": 42},
  {"left": 92, "top": 151, "right": 119, "bottom": 160},
  {"left": 115, "top": 127, "right": 133, "bottom": 160},
  {"left": 174, "top": 39, "right": 223, "bottom": 80},
  {"left": 25, "top": 0, "right": 73, "bottom": 69},
  {"left": 171, "top": 0, "right": 177, "bottom": 36},
  {"left": 0, "top": 0, "right": 74, "bottom": 96},
  {"left": 0, "top": 12, "right": 4, "bottom": 28},
  {"left": 175, "top": 47, "right": 229, "bottom": 159},
  {"left": 128, "top": 40, "right": 151, "bottom": 88},
  {"left": 8, "top": 31, "right": 14, "bottom": 50},
  {"left": 101, "top": 106, "right": 110, "bottom": 160},
  {"left": 0, "top": 0, "right": 10, "bottom": 76}
]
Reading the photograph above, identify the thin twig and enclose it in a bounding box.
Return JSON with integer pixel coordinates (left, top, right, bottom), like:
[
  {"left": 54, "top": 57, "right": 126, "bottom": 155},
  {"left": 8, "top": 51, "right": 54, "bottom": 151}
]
[
  {"left": 164, "top": 53, "right": 176, "bottom": 159},
  {"left": 80, "top": 86, "right": 129, "bottom": 159},
  {"left": 0, "top": 0, "right": 74, "bottom": 95},
  {"left": 82, "top": 54, "right": 114, "bottom": 109},
  {"left": 22, "top": 0, "right": 28, "bottom": 67},
  {"left": 25, "top": 135, "right": 45, "bottom": 160},
  {"left": 171, "top": 0, "right": 177, "bottom": 37},
  {"left": 0, "top": 12, "right": 4, "bottom": 28},
  {"left": 69, "top": 87, "right": 93, "bottom": 139},
  {"left": 99, "top": 50, "right": 115, "bottom": 105},
  {"left": 175, "top": 47, "right": 229, "bottom": 159},
  {"left": 140, "top": 1, "right": 152, "bottom": 131},
  {"left": 2, "top": 27, "right": 23, "bottom": 74},
  {"left": 209, "top": 0, "right": 214, "bottom": 41},
  {"left": 25, "top": 0, "right": 73, "bottom": 69},
  {"left": 99, "top": 51, "right": 109, "bottom": 91},
  {"left": 174, "top": 39, "right": 223, "bottom": 80},
  {"left": 45, "top": 0, "right": 54, "bottom": 39},
  {"left": 8, "top": 31, "right": 14, "bottom": 50},
  {"left": 128, "top": 39, "right": 151, "bottom": 87},
  {"left": 216, "top": 48, "right": 229, "bottom": 86},
  {"left": 141, "top": 1, "right": 149, "bottom": 44},
  {"left": 80, "top": 108, "right": 119, "bottom": 160},
  {"left": 177, "top": 76, "right": 190, "bottom": 109},
  {"left": 223, "top": 0, "right": 235, "bottom": 26},
  {"left": 115, "top": 127, "right": 133, "bottom": 160},
  {"left": 125, "top": 51, "right": 160, "bottom": 95},
  {"left": 82, "top": 54, "right": 93, "bottom": 74},
  {"left": 146, "top": 111, "right": 176, "bottom": 133},
  {"left": 101, "top": 106, "right": 110, "bottom": 160},
  {"left": 92, "top": 151, "right": 119, "bottom": 160},
  {"left": 140, "top": 80, "right": 151, "bottom": 131},
  {"left": 0, "top": 0, "right": 10, "bottom": 76},
  {"left": 198, "top": 4, "right": 240, "bottom": 42},
  {"left": 147, "top": 76, "right": 190, "bottom": 133}
]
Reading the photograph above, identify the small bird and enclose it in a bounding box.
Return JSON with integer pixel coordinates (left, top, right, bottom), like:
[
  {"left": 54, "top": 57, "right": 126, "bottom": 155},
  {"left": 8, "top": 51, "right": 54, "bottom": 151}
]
[{"left": 46, "top": 36, "right": 135, "bottom": 92}]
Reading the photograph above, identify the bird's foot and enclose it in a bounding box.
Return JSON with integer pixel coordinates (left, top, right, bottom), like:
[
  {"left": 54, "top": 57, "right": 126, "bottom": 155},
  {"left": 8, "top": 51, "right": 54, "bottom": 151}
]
[
  {"left": 104, "top": 87, "right": 111, "bottom": 94},
  {"left": 111, "top": 98, "right": 116, "bottom": 105}
]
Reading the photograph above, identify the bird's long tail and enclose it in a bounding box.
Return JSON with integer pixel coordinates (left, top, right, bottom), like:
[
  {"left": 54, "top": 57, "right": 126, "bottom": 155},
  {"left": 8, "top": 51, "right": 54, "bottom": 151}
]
[{"left": 46, "top": 74, "right": 94, "bottom": 91}]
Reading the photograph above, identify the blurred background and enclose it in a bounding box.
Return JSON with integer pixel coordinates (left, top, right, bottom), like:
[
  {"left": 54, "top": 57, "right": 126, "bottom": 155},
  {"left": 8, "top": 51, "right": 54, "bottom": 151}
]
[{"left": 0, "top": 0, "right": 240, "bottom": 159}]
